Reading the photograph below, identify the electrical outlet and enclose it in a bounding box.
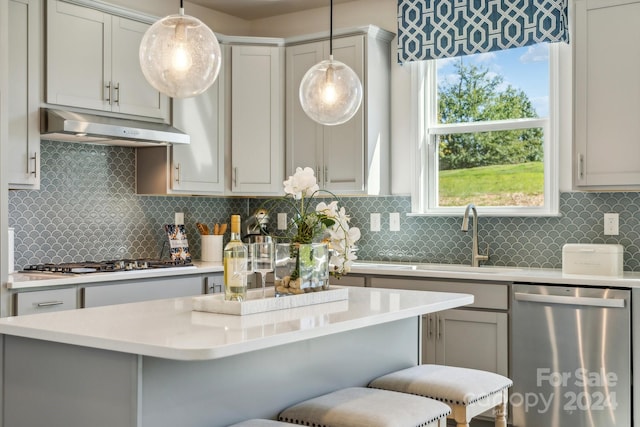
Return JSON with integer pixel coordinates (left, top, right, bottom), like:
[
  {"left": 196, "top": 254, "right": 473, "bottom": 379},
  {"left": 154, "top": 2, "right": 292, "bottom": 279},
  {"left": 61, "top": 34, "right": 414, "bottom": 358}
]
[
  {"left": 389, "top": 212, "right": 400, "bottom": 232},
  {"left": 277, "top": 213, "right": 288, "bottom": 230},
  {"left": 370, "top": 213, "right": 381, "bottom": 232},
  {"left": 174, "top": 212, "right": 184, "bottom": 225},
  {"left": 604, "top": 213, "right": 619, "bottom": 236}
]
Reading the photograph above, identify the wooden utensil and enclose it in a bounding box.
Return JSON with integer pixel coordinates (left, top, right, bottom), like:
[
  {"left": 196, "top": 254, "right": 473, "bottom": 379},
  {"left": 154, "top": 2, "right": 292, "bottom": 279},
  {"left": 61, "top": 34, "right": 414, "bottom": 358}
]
[
  {"left": 213, "top": 223, "right": 220, "bottom": 236},
  {"left": 196, "top": 222, "right": 210, "bottom": 235},
  {"left": 218, "top": 223, "right": 228, "bottom": 235}
]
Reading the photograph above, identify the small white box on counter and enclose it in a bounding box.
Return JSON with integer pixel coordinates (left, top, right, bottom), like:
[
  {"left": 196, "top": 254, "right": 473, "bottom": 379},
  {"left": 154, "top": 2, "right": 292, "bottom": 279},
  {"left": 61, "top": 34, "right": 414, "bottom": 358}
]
[{"left": 562, "top": 243, "right": 623, "bottom": 276}]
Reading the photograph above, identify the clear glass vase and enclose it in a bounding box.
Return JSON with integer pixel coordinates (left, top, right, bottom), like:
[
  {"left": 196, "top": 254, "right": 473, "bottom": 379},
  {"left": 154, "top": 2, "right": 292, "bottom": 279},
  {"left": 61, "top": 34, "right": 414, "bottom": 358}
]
[{"left": 274, "top": 243, "right": 330, "bottom": 296}]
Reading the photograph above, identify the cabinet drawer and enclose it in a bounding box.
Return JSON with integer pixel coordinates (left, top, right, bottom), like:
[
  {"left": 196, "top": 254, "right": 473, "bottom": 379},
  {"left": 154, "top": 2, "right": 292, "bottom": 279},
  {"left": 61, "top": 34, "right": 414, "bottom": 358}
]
[
  {"left": 14, "top": 287, "right": 77, "bottom": 316},
  {"left": 330, "top": 274, "right": 366, "bottom": 287},
  {"left": 83, "top": 276, "right": 203, "bottom": 308},
  {"left": 370, "top": 277, "right": 508, "bottom": 310}
]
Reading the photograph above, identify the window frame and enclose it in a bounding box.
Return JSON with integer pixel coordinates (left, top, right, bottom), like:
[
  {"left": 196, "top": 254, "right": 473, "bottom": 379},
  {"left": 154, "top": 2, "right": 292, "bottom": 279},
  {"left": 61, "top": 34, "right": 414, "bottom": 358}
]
[{"left": 410, "top": 44, "right": 561, "bottom": 217}]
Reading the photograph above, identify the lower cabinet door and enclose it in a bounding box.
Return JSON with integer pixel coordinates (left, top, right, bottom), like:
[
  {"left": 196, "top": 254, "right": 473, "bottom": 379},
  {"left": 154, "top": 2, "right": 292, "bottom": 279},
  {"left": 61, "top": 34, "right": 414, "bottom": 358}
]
[
  {"left": 422, "top": 309, "right": 508, "bottom": 376},
  {"left": 14, "top": 287, "right": 77, "bottom": 316}
]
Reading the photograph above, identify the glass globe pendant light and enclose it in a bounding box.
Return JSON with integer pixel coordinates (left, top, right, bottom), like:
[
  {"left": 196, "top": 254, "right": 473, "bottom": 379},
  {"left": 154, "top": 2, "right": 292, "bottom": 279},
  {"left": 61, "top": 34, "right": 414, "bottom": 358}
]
[
  {"left": 299, "top": 0, "right": 363, "bottom": 126},
  {"left": 139, "top": 0, "right": 221, "bottom": 98}
]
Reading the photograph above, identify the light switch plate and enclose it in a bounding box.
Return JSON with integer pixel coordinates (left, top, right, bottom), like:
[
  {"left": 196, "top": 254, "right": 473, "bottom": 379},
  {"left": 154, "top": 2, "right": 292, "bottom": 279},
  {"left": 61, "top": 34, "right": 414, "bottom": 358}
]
[
  {"left": 389, "top": 212, "right": 400, "bottom": 232},
  {"left": 175, "top": 212, "right": 184, "bottom": 225},
  {"left": 604, "top": 213, "right": 619, "bottom": 235},
  {"left": 277, "top": 213, "right": 288, "bottom": 230},
  {"left": 370, "top": 213, "right": 381, "bottom": 232}
]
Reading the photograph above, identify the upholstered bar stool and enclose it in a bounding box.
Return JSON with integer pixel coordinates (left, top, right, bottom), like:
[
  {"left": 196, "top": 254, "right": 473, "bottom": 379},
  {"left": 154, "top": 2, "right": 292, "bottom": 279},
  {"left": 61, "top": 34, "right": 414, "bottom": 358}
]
[
  {"left": 278, "top": 386, "right": 450, "bottom": 427},
  {"left": 228, "top": 420, "right": 298, "bottom": 426},
  {"left": 369, "top": 365, "right": 512, "bottom": 427}
]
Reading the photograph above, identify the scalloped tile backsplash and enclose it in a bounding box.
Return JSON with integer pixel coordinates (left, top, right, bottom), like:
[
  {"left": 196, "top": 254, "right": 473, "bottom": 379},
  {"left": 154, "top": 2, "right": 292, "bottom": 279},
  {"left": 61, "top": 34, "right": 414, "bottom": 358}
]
[{"left": 8, "top": 141, "right": 640, "bottom": 271}]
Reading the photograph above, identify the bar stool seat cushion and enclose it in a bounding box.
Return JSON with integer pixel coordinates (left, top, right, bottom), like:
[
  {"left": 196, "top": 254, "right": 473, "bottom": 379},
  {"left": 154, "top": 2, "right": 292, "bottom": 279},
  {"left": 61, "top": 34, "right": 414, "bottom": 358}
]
[
  {"left": 278, "top": 386, "right": 450, "bottom": 427},
  {"left": 228, "top": 420, "right": 298, "bottom": 426},
  {"left": 368, "top": 364, "right": 512, "bottom": 406}
]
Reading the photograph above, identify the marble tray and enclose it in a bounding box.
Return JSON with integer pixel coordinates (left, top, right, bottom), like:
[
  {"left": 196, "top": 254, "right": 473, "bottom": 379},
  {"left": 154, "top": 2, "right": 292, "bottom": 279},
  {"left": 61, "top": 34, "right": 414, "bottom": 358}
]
[{"left": 192, "top": 287, "right": 349, "bottom": 315}]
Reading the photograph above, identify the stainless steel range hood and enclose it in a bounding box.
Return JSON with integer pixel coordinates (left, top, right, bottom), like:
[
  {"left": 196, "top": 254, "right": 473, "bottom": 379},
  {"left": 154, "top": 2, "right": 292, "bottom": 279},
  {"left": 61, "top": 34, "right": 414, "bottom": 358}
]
[{"left": 40, "top": 108, "right": 190, "bottom": 147}]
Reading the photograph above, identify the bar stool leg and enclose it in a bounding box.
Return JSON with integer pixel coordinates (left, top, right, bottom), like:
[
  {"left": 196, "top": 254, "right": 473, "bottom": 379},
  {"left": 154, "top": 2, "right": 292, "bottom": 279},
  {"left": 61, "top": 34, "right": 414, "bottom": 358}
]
[{"left": 495, "top": 401, "right": 507, "bottom": 427}]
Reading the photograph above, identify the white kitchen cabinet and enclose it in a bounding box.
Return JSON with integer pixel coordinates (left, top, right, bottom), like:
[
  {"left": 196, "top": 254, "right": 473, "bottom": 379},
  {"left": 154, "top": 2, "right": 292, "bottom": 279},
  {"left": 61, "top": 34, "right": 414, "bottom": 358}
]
[
  {"left": 228, "top": 44, "right": 285, "bottom": 195},
  {"left": 82, "top": 276, "right": 203, "bottom": 308},
  {"left": 46, "top": 0, "right": 169, "bottom": 121},
  {"left": 136, "top": 73, "right": 225, "bottom": 195},
  {"left": 7, "top": 0, "right": 40, "bottom": 190},
  {"left": 574, "top": 0, "right": 640, "bottom": 189},
  {"left": 422, "top": 310, "right": 508, "bottom": 374},
  {"left": 13, "top": 287, "right": 77, "bottom": 315},
  {"left": 285, "top": 27, "right": 393, "bottom": 194}
]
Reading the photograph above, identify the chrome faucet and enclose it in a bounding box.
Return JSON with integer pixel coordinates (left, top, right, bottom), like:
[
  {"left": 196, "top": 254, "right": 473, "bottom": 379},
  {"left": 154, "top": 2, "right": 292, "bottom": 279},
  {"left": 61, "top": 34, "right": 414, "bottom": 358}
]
[{"left": 461, "top": 203, "right": 489, "bottom": 267}]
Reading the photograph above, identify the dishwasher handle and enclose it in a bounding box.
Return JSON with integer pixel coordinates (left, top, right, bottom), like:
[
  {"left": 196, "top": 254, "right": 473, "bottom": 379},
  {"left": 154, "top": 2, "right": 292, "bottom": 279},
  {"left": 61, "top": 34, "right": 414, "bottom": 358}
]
[{"left": 514, "top": 292, "right": 626, "bottom": 308}]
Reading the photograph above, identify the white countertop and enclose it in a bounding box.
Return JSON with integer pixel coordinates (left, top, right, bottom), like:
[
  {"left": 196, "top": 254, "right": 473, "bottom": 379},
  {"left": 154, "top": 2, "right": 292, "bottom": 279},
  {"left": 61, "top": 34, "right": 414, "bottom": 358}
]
[
  {"left": 349, "top": 261, "right": 640, "bottom": 288},
  {"left": 8, "top": 259, "right": 640, "bottom": 290},
  {"left": 0, "top": 287, "right": 473, "bottom": 361}
]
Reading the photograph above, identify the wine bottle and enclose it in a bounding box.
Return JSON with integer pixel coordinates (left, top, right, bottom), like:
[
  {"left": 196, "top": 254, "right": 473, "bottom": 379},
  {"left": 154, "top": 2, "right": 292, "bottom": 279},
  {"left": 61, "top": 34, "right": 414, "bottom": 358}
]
[{"left": 224, "top": 215, "right": 248, "bottom": 301}]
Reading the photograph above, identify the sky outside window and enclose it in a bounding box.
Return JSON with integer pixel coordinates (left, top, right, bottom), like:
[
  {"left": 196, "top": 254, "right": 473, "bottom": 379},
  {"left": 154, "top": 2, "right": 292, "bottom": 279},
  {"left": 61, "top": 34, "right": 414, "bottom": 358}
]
[{"left": 437, "top": 44, "right": 550, "bottom": 118}]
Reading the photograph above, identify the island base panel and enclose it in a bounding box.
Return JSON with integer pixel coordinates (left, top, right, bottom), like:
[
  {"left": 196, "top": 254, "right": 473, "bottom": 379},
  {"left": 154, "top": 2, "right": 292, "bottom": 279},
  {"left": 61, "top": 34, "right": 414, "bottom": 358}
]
[
  {"left": 141, "top": 318, "right": 420, "bottom": 427},
  {"left": 3, "top": 335, "right": 138, "bottom": 427}
]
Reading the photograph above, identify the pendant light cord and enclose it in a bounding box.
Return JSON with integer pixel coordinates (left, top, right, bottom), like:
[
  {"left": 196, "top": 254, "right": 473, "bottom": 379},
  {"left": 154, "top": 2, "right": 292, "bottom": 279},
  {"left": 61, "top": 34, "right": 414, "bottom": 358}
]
[{"left": 329, "top": 0, "right": 333, "bottom": 56}]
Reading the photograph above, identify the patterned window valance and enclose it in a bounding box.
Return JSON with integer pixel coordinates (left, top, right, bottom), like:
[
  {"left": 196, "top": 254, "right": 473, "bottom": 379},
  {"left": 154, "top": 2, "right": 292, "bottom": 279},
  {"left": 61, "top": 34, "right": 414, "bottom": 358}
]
[{"left": 398, "top": 0, "right": 569, "bottom": 63}]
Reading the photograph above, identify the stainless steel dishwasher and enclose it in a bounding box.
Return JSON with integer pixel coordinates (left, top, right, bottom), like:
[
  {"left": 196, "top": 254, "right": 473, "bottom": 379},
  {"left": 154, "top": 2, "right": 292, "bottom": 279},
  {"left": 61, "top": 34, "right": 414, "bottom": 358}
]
[{"left": 511, "top": 283, "right": 631, "bottom": 427}]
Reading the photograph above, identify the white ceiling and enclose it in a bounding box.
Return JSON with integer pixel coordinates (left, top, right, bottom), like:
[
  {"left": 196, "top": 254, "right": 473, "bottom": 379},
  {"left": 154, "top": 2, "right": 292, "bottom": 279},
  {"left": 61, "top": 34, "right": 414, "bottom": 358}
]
[{"left": 188, "top": 0, "right": 356, "bottom": 20}]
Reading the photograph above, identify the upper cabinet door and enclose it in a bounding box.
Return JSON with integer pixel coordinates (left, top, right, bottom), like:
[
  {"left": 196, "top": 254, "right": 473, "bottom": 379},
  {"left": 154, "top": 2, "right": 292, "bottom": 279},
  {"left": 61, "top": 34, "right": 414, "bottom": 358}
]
[
  {"left": 322, "top": 35, "right": 365, "bottom": 193},
  {"left": 285, "top": 41, "right": 325, "bottom": 179},
  {"left": 574, "top": 0, "right": 640, "bottom": 189},
  {"left": 46, "top": 0, "right": 111, "bottom": 111},
  {"left": 45, "top": 0, "right": 169, "bottom": 121},
  {"left": 111, "top": 17, "right": 169, "bottom": 120},
  {"left": 171, "top": 75, "right": 225, "bottom": 194},
  {"left": 8, "top": 0, "right": 40, "bottom": 189},
  {"left": 230, "top": 45, "right": 284, "bottom": 195}
]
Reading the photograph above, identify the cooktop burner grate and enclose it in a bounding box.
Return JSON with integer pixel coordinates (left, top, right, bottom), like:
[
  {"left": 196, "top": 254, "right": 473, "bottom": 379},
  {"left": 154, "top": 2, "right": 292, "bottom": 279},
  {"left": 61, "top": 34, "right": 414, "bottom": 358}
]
[{"left": 21, "top": 258, "right": 194, "bottom": 274}]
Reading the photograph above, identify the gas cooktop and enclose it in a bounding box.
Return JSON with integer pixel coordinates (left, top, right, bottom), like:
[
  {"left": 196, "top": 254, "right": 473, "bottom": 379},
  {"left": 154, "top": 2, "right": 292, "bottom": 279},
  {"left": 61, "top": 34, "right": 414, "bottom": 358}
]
[{"left": 21, "top": 259, "right": 194, "bottom": 274}]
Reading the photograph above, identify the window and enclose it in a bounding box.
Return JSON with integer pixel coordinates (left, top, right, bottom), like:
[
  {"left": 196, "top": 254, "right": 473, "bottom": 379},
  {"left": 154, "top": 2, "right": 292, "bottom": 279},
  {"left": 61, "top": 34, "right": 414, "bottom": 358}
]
[{"left": 411, "top": 43, "right": 559, "bottom": 216}]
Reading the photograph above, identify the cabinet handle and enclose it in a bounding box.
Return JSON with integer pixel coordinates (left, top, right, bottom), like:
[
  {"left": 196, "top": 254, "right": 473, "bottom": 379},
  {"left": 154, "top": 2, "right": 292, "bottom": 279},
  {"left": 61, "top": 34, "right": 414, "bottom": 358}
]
[
  {"left": 114, "top": 83, "right": 120, "bottom": 105},
  {"left": 175, "top": 163, "right": 181, "bottom": 184},
  {"left": 436, "top": 315, "right": 442, "bottom": 341},
  {"left": 325, "top": 166, "right": 329, "bottom": 183},
  {"left": 36, "top": 301, "right": 64, "bottom": 307},
  {"left": 427, "top": 315, "right": 433, "bottom": 338},
  {"left": 578, "top": 153, "right": 585, "bottom": 180},
  {"left": 105, "top": 82, "right": 112, "bottom": 104},
  {"left": 29, "top": 152, "right": 38, "bottom": 178},
  {"left": 233, "top": 167, "right": 238, "bottom": 188}
]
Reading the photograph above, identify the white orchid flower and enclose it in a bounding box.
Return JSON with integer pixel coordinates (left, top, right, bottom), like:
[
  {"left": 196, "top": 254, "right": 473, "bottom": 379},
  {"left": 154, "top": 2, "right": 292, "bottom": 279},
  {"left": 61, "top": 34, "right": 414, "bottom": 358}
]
[{"left": 283, "top": 167, "right": 319, "bottom": 199}]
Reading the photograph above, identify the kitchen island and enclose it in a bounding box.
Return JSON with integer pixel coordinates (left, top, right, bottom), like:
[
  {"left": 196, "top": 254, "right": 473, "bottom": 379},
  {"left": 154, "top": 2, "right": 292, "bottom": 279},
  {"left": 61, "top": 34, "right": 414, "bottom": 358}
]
[{"left": 0, "top": 286, "right": 472, "bottom": 427}]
